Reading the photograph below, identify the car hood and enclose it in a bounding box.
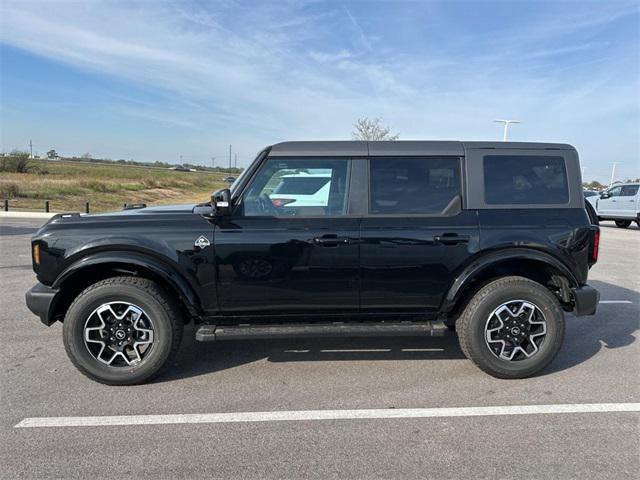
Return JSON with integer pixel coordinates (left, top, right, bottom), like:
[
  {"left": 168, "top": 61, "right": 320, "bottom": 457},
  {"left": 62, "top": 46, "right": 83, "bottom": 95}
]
[{"left": 92, "top": 204, "right": 199, "bottom": 216}]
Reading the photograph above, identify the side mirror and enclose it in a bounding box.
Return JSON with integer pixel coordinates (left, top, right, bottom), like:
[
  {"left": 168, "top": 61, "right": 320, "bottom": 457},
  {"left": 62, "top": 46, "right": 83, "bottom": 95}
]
[
  {"left": 600, "top": 192, "right": 610, "bottom": 199},
  {"left": 212, "top": 188, "right": 232, "bottom": 216}
]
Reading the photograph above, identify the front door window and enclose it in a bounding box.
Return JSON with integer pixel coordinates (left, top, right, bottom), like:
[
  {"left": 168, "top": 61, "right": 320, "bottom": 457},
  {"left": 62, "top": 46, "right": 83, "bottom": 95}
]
[{"left": 242, "top": 158, "right": 351, "bottom": 217}]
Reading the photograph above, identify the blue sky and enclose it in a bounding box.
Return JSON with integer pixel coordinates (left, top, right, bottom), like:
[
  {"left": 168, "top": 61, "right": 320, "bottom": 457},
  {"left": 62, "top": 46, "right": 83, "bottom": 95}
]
[{"left": 1, "top": 0, "right": 638, "bottom": 181}]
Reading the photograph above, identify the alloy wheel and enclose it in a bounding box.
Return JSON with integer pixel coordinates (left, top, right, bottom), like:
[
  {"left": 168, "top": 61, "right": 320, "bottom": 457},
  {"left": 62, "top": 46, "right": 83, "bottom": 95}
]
[
  {"left": 83, "top": 301, "right": 155, "bottom": 367},
  {"left": 484, "top": 300, "right": 547, "bottom": 361}
]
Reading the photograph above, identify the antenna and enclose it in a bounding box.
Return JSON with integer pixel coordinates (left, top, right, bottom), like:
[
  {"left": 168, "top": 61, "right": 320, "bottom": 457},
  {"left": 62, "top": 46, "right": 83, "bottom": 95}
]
[{"left": 494, "top": 119, "right": 521, "bottom": 141}]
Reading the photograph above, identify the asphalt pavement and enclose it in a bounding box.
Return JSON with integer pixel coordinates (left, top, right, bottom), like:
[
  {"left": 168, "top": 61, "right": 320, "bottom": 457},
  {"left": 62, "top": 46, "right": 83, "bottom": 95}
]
[{"left": 1, "top": 217, "right": 638, "bottom": 479}]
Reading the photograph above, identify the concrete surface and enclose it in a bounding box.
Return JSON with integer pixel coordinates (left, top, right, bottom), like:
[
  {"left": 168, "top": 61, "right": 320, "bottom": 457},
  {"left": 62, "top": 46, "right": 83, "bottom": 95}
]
[
  {"left": 1, "top": 218, "right": 638, "bottom": 479},
  {"left": 0, "top": 211, "right": 57, "bottom": 219}
]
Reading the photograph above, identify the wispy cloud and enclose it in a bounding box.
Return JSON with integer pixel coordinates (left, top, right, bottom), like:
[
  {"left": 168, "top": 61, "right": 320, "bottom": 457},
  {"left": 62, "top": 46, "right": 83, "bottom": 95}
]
[
  {"left": 0, "top": 0, "right": 638, "bottom": 179},
  {"left": 343, "top": 6, "right": 373, "bottom": 51}
]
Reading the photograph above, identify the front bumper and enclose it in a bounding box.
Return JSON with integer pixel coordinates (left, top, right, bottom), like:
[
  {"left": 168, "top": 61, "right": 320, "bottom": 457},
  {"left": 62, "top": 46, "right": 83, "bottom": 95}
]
[
  {"left": 25, "top": 283, "right": 58, "bottom": 326},
  {"left": 572, "top": 285, "right": 599, "bottom": 316}
]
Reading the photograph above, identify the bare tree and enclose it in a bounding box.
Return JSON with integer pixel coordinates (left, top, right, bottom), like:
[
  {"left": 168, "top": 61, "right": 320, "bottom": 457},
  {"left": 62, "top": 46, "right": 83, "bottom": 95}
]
[{"left": 352, "top": 117, "right": 399, "bottom": 141}]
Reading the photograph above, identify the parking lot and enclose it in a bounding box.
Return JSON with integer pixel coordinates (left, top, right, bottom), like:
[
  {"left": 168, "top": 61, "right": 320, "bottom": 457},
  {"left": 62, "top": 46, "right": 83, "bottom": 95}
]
[{"left": 1, "top": 217, "right": 638, "bottom": 479}]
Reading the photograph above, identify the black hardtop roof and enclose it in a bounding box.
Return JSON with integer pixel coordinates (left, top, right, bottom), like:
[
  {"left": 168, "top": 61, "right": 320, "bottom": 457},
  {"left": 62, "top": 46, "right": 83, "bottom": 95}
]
[{"left": 268, "top": 140, "right": 576, "bottom": 157}]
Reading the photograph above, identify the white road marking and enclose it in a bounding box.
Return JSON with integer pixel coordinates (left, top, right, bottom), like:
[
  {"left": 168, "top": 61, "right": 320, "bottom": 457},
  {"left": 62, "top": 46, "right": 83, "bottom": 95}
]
[
  {"left": 14, "top": 403, "right": 640, "bottom": 429},
  {"left": 599, "top": 300, "right": 633, "bottom": 304},
  {"left": 401, "top": 348, "right": 444, "bottom": 352},
  {"left": 320, "top": 348, "right": 391, "bottom": 353}
]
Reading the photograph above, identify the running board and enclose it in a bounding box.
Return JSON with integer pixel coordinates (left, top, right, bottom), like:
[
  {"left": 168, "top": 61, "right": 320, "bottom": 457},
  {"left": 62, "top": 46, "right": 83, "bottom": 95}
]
[{"left": 195, "top": 321, "right": 448, "bottom": 342}]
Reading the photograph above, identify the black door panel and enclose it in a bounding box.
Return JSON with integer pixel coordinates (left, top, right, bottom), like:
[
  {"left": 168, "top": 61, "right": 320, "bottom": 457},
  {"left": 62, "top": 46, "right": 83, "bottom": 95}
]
[
  {"left": 215, "top": 217, "right": 360, "bottom": 314},
  {"left": 361, "top": 156, "right": 479, "bottom": 314},
  {"left": 360, "top": 212, "right": 480, "bottom": 313}
]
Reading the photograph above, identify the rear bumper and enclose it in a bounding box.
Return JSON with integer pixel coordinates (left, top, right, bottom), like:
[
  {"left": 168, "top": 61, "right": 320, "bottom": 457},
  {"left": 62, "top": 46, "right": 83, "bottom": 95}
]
[
  {"left": 572, "top": 285, "right": 599, "bottom": 316},
  {"left": 25, "top": 283, "right": 58, "bottom": 326}
]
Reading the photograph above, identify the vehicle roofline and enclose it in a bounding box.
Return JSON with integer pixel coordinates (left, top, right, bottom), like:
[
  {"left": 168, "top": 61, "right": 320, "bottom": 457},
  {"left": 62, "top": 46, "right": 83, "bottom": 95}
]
[{"left": 266, "top": 140, "right": 576, "bottom": 157}]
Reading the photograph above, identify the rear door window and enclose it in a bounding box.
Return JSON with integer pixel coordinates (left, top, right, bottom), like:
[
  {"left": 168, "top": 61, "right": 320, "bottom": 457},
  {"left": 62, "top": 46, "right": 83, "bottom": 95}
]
[
  {"left": 483, "top": 155, "right": 569, "bottom": 205},
  {"left": 620, "top": 185, "right": 639, "bottom": 196},
  {"left": 369, "top": 157, "right": 460, "bottom": 214}
]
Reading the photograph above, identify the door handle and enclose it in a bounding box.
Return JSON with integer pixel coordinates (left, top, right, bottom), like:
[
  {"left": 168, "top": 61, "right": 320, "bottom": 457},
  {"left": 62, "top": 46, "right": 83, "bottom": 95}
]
[
  {"left": 313, "top": 236, "right": 352, "bottom": 246},
  {"left": 433, "top": 234, "right": 470, "bottom": 245}
]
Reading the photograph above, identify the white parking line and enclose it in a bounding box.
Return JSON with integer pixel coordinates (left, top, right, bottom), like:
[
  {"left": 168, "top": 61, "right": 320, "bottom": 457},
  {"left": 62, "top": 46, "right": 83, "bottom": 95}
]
[
  {"left": 599, "top": 300, "right": 633, "bottom": 304},
  {"left": 320, "top": 348, "right": 391, "bottom": 353},
  {"left": 14, "top": 403, "right": 640, "bottom": 429}
]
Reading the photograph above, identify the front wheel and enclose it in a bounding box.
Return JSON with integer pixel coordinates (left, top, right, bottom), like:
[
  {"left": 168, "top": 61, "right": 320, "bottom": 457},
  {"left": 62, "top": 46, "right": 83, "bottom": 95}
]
[
  {"left": 63, "top": 277, "right": 183, "bottom": 385},
  {"left": 615, "top": 220, "right": 632, "bottom": 228},
  {"left": 456, "top": 276, "right": 564, "bottom": 379}
]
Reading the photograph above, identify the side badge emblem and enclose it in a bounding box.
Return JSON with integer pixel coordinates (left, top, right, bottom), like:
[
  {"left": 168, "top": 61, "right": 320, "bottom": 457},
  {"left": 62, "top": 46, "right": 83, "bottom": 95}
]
[{"left": 194, "top": 235, "right": 210, "bottom": 249}]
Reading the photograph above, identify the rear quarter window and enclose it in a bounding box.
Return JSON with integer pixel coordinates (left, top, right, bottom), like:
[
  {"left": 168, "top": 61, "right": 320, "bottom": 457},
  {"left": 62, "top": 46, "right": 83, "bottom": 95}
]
[{"left": 483, "top": 155, "right": 569, "bottom": 205}]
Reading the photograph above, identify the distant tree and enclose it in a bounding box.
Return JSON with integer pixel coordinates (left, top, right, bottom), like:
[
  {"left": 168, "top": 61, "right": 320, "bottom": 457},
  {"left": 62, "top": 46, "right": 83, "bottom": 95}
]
[
  {"left": 352, "top": 117, "right": 399, "bottom": 141},
  {"left": 46, "top": 149, "right": 58, "bottom": 159},
  {"left": 81, "top": 152, "right": 92, "bottom": 159},
  {"left": 586, "top": 180, "right": 604, "bottom": 190}
]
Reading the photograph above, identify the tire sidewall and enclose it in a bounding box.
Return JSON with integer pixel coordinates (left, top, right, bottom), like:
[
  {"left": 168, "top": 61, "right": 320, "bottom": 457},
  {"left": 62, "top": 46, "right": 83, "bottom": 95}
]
[
  {"left": 63, "top": 283, "right": 175, "bottom": 384},
  {"left": 466, "top": 281, "right": 565, "bottom": 377}
]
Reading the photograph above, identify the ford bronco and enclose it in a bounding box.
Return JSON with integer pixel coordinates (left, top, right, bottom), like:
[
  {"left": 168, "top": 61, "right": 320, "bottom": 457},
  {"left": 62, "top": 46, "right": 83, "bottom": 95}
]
[{"left": 26, "top": 141, "right": 600, "bottom": 384}]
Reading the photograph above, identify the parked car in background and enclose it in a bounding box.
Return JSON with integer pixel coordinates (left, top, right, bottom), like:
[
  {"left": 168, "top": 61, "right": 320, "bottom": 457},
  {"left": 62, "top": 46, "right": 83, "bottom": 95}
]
[
  {"left": 583, "top": 190, "right": 599, "bottom": 209},
  {"left": 170, "top": 165, "right": 195, "bottom": 172},
  {"left": 223, "top": 176, "right": 237, "bottom": 183},
  {"left": 264, "top": 171, "right": 332, "bottom": 210},
  {"left": 595, "top": 183, "right": 640, "bottom": 228}
]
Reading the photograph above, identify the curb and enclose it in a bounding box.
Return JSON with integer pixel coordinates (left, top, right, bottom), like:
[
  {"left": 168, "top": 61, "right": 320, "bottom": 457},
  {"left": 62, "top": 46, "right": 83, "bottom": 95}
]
[{"left": 0, "top": 211, "right": 57, "bottom": 219}]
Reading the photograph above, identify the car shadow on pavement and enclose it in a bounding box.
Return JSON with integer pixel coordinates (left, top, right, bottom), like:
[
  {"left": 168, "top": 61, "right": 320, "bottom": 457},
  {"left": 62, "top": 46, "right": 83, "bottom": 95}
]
[
  {"left": 598, "top": 221, "right": 639, "bottom": 231},
  {"left": 160, "top": 333, "right": 466, "bottom": 383},
  {"left": 543, "top": 279, "right": 638, "bottom": 375},
  {"left": 157, "top": 280, "right": 638, "bottom": 383}
]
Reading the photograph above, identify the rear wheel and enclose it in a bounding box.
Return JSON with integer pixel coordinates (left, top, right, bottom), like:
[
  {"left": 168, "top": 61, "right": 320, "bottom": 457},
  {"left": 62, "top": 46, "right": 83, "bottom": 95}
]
[
  {"left": 63, "top": 277, "right": 183, "bottom": 385},
  {"left": 456, "top": 276, "right": 564, "bottom": 379},
  {"left": 615, "top": 220, "right": 631, "bottom": 228}
]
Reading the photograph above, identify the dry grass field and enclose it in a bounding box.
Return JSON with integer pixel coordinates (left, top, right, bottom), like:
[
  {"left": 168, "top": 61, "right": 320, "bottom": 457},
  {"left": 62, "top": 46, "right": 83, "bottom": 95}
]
[{"left": 0, "top": 159, "right": 228, "bottom": 213}]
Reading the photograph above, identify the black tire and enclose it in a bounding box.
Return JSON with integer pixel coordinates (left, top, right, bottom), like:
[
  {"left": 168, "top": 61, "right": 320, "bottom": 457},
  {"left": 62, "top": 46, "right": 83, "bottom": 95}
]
[
  {"left": 456, "top": 276, "right": 564, "bottom": 379},
  {"left": 615, "top": 220, "right": 631, "bottom": 228},
  {"left": 63, "top": 277, "right": 183, "bottom": 385}
]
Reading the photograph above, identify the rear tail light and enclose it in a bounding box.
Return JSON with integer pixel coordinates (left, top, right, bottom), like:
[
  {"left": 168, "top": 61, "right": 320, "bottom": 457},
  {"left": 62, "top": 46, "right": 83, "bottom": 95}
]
[
  {"left": 271, "top": 198, "right": 296, "bottom": 207},
  {"left": 591, "top": 228, "right": 600, "bottom": 261}
]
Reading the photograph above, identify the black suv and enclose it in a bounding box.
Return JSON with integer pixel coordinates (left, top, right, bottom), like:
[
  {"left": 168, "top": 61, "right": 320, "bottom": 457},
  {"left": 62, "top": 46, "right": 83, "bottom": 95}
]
[{"left": 26, "top": 141, "right": 600, "bottom": 385}]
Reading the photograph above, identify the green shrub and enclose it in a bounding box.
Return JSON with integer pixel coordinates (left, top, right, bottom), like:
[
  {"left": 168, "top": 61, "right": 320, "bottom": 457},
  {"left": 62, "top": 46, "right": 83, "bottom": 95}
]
[{"left": 0, "top": 153, "right": 32, "bottom": 173}]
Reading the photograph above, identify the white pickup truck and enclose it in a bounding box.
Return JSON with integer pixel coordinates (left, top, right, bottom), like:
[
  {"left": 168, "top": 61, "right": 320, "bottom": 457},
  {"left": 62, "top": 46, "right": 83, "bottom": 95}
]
[{"left": 595, "top": 182, "right": 640, "bottom": 228}]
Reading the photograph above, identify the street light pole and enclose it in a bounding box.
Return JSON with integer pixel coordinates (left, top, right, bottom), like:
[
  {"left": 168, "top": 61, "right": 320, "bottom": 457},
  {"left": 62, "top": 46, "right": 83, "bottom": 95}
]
[
  {"left": 609, "top": 162, "right": 618, "bottom": 187},
  {"left": 494, "top": 119, "right": 521, "bottom": 141}
]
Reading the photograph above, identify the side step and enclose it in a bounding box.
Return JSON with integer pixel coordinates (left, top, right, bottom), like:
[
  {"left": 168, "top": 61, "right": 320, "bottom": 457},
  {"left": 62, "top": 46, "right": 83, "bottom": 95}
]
[{"left": 195, "top": 321, "right": 448, "bottom": 342}]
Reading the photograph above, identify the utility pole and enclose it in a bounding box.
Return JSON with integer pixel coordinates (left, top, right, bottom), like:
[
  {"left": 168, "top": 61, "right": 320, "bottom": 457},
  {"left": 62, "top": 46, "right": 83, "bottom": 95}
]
[
  {"left": 179, "top": 154, "right": 183, "bottom": 165},
  {"left": 211, "top": 157, "right": 215, "bottom": 168},
  {"left": 29, "top": 139, "right": 33, "bottom": 159},
  {"left": 234, "top": 153, "right": 237, "bottom": 168},
  {"left": 494, "top": 119, "right": 521, "bottom": 141},
  {"left": 228, "top": 144, "right": 232, "bottom": 169}
]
